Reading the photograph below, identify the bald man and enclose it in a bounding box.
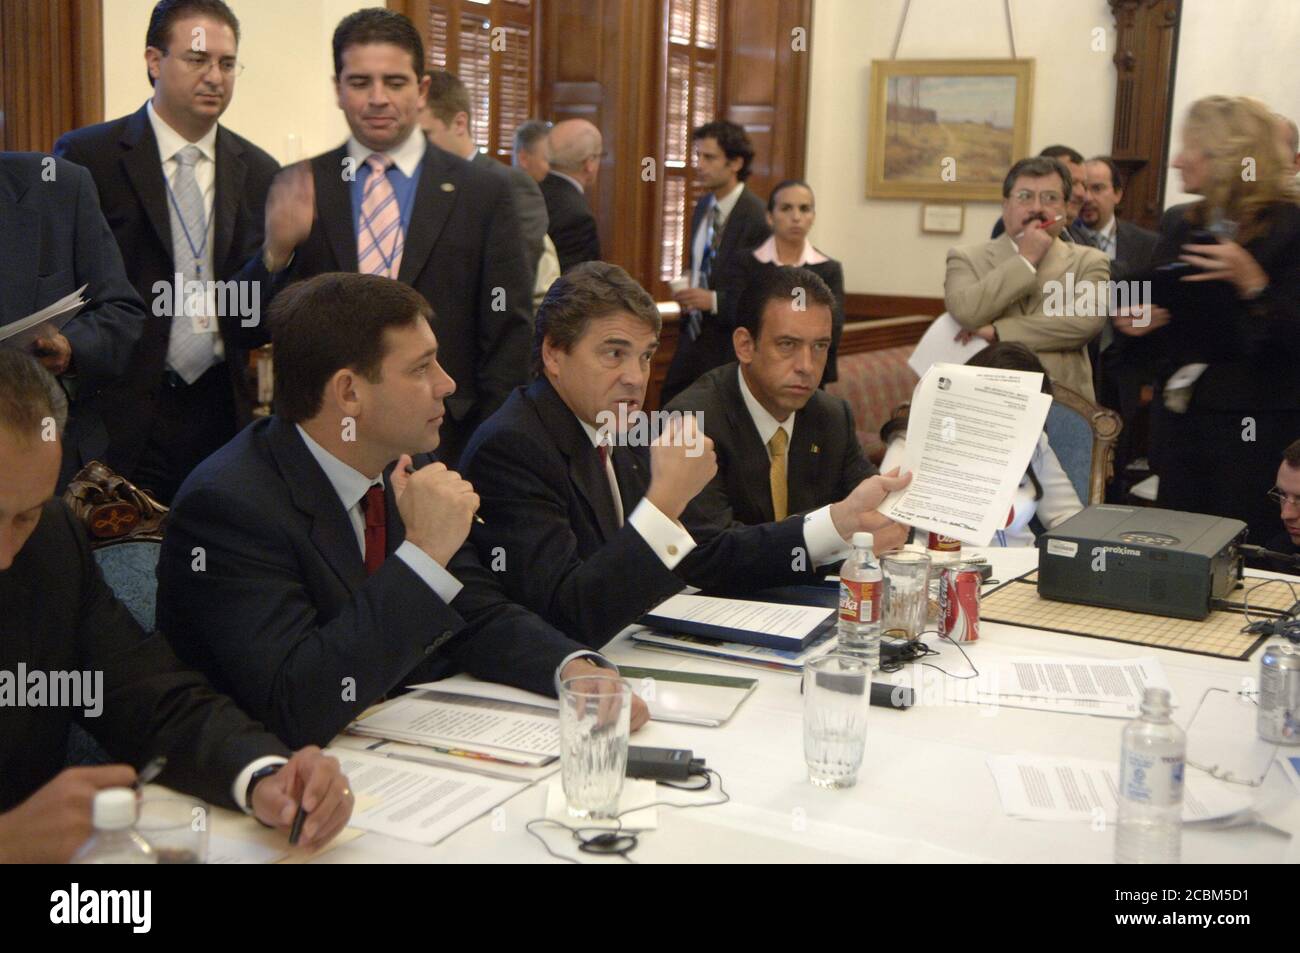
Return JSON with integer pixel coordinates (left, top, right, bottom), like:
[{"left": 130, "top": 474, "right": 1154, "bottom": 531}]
[{"left": 540, "top": 119, "right": 603, "bottom": 272}]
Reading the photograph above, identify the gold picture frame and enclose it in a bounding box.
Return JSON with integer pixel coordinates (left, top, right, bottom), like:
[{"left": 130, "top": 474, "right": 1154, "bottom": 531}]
[{"left": 867, "top": 59, "right": 1034, "bottom": 202}]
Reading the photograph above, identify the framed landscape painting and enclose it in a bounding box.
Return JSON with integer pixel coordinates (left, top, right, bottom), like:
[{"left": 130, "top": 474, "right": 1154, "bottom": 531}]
[{"left": 866, "top": 59, "right": 1034, "bottom": 202}]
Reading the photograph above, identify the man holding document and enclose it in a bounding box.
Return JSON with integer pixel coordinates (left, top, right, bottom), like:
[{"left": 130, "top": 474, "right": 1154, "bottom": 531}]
[
  {"left": 945, "top": 156, "right": 1110, "bottom": 402},
  {"left": 460, "top": 262, "right": 910, "bottom": 649}
]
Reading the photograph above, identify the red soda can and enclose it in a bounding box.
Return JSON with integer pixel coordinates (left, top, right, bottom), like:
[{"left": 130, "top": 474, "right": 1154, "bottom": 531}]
[
  {"left": 940, "top": 563, "right": 981, "bottom": 642},
  {"left": 927, "top": 532, "right": 962, "bottom": 555}
]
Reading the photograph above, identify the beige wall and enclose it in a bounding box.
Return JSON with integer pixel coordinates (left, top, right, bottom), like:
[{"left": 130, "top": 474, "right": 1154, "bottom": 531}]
[
  {"left": 102, "top": 0, "right": 369, "bottom": 164},
  {"left": 805, "top": 0, "right": 1116, "bottom": 298}
]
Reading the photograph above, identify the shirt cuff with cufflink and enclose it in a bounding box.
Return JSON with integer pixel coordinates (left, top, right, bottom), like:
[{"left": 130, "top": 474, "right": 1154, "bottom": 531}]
[
  {"left": 803, "top": 504, "right": 853, "bottom": 566},
  {"left": 628, "top": 498, "right": 697, "bottom": 570},
  {"left": 394, "top": 540, "right": 465, "bottom": 604},
  {"left": 554, "top": 651, "right": 618, "bottom": 694}
]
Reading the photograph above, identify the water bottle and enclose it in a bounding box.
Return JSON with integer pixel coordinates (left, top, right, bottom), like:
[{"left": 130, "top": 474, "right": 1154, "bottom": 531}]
[
  {"left": 1115, "top": 687, "right": 1185, "bottom": 864},
  {"left": 71, "top": 788, "right": 157, "bottom": 864},
  {"left": 838, "top": 532, "right": 883, "bottom": 669}
]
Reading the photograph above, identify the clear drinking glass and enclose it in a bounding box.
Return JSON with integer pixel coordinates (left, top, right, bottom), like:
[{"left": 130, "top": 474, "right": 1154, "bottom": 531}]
[
  {"left": 803, "top": 654, "right": 871, "bottom": 788},
  {"left": 559, "top": 674, "right": 632, "bottom": 819},
  {"left": 882, "top": 551, "right": 931, "bottom": 641},
  {"left": 136, "top": 795, "right": 209, "bottom": 864}
]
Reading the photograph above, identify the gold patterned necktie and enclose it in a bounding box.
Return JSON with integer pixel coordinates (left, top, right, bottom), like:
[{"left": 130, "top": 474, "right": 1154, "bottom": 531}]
[{"left": 768, "top": 428, "right": 789, "bottom": 521}]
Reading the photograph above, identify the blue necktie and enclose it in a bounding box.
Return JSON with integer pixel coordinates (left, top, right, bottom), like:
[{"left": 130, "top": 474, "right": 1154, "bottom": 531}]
[{"left": 165, "top": 145, "right": 216, "bottom": 383}]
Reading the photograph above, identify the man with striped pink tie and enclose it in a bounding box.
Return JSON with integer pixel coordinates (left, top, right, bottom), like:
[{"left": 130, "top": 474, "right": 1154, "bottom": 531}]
[{"left": 248, "top": 8, "right": 532, "bottom": 465}]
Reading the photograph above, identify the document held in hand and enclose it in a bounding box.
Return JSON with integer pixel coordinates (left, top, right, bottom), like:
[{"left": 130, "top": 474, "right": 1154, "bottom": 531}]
[{"left": 878, "top": 363, "right": 1052, "bottom": 546}]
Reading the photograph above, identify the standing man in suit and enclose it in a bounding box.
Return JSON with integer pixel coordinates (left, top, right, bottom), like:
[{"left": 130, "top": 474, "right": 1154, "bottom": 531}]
[
  {"left": 55, "top": 0, "right": 278, "bottom": 504},
  {"left": 1083, "top": 155, "right": 1161, "bottom": 487},
  {"left": 946, "top": 156, "right": 1111, "bottom": 402},
  {"left": 0, "top": 350, "right": 353, "bottom": 861},
  {"left": 419, "top": 71, "right": 548, "bottom": 286},
  {"left": 0, "top": 154, "right": 145, "bottom": 490},
  {"left": 460, "top": 262, "right": 909, "bottom": 649},
  {"left": 156, "top": 273, "right": 646, "bottom": 749},
  {"left": 667, "top": 266, "right": 901, "bottom": 546},
  {"left": 539, "top": 119, "right": 604, "bottom": 274},
  {"left": 247, "top": 8, "right": 532, "bottom": 466},
  {"left": 662, "top": 120, "right": 772, "bottom": 405},
  {"left": 514, "top": 119, "right": 552, "bottom": 184}
]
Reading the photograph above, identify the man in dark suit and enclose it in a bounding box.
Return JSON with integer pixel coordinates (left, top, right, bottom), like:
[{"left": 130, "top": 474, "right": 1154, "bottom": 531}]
[
  {"left": 419, "top": 70, "right": 548, "bottom": 284},
  {"left": 0, "top": 349, "right": 352, "bottom": 862},
  {"left": 539, "top": 118, "right": 603, "bottom": 273},
  {"left": 156, "top": 273, "right": 646, "bottom": 749},
  {"left": 247, "top": 9, "right": 532, "bottom": 466},
  {"left": 54, "top": 0, "right": 277, "bottom": 504},
  {"left": 460, "top": 263, "right": 909, "bottom": 649},
  {"left": 662, "top": 120, "right": 772, "bottom": 404},
  {"left": 0, "top": 153, "right": 146, "bottom": 490},
  {"left": 1083, "top": 156, "right": 1162, "bottom": 492},
  {"left": 667, "top": 267, "right": 902, "bottom": 546}
]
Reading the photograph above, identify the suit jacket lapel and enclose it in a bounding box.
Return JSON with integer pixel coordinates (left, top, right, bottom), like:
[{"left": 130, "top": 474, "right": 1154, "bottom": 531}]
[
  {"left": 786, "top": 409, "right": 818, "bottom": 514},
  {"left": 0, "top": 162, "right": 37, "bottom": 320},
  {"left": 314, "top": 145, "right": 358, "bottom": 272},
  {"left": 529, "top": 379, "right": 620, "bottom": 542},
  {"left": 266, "top": 416, "right": 366, "bottom": 592},
  {"left": 119, "top": 104, "right": 173, "bottom": 259},
  {"left": 212, "top": 127, "right": 246, "bottom": 276},
  {"left": 397, "top": 143, "right": 456, "bottom": 285}
]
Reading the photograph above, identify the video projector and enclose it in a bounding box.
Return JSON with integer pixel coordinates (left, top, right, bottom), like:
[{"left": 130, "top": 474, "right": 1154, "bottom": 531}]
[{"left": 1036, "top": 505, "right": 1247, "bottom": 620}]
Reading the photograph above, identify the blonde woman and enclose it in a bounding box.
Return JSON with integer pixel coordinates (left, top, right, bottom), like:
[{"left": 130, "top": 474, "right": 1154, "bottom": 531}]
[{"left": 1115, "top": 95, "right": 1300, "bottom": 541}]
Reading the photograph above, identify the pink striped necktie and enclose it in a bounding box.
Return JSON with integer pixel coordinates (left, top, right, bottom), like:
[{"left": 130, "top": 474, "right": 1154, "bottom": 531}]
[{"left": 357, "top": 153, "right": 404, "bottom": 278}]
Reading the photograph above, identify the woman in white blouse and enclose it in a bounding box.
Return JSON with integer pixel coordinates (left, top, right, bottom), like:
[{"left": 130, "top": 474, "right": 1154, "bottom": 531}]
[{"left": 880, "top": 343, "right": 1084, "bottom": 547}]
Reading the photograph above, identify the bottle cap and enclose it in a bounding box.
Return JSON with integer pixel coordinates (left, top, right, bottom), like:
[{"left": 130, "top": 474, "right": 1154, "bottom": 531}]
[
  {"left": 91, "top": 788, "right": 138, "bottom": 831},
  {"left": 1140, "top": 687, "right": 1171, "bottom": 715},
  {"left": 852, "top": 532, "right": 874, "bottom": 550}
]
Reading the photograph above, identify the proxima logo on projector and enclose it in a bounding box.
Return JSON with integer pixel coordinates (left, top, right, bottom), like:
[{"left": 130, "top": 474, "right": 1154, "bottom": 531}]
[{"left": 1098, "top": 546, "right": 1142, "bottom": 558}]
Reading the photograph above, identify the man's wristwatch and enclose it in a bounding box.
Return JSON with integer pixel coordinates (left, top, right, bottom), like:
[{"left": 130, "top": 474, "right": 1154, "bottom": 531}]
[{"left": 245, "top": 764, "right": 284, "bottom": 812}]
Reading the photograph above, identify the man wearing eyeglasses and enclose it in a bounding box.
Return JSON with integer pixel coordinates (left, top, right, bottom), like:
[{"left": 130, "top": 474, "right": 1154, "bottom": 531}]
[
  {"left": 54, "top": 0, "right": 277, "bottom": 504},
  {"left": 1251, "top": 439, "right": 1300, "bottom": 572},
  {"left": 945, "top": 156, "right": 1111, "bottom": 401}
]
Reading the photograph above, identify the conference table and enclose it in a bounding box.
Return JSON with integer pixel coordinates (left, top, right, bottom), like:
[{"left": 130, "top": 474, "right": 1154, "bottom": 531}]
[{"left": 208, "top": 547, "right": 1300, "bottom": 863}]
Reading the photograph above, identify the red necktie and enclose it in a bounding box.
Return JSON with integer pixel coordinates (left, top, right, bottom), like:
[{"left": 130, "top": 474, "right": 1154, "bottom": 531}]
[{"left": 360, "top": 484, "right": 387, "bottom": 576}]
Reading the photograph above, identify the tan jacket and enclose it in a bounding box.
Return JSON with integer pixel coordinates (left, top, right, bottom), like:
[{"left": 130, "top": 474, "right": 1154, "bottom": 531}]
[{"left": 944, "top": 234, "right": 1110, "bottom": 401}]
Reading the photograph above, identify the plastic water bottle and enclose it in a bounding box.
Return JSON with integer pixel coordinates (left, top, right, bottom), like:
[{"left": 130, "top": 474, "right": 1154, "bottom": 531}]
[
  {"left": 71, "top": 788, "right": 157, "bottom": 864},
  {"left": 1115, "top": 687, "right": 1185, "bottom": 864},
  {"left": 838, "top": 532, "right": 883, "bottom": 669}
]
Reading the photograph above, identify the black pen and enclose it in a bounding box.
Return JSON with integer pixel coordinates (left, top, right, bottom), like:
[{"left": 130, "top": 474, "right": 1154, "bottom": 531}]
[
  {"left": 403, "top": 462, "right": 486, "bottom": 524},
  {"left": 289, "top": 804, "right": 308, "bottom": 846}
]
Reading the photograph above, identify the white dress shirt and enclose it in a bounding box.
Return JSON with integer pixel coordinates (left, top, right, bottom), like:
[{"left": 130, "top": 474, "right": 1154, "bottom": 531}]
[
  {"left": 751, "top": 235, "right": 829, "bottom": 266},
  {"left": 1094, "top": 216, "right": 1118, "bottom": 259},
  {"left": 147, "top": 100, "right": 224, "bottom": 361},
  {"left": 880, "top": 431, "right": 1083, "bottom": 547},
  {"left": 690, "top": 182, "right": 747, "bottom": 313},
  {"left": 736, "top": 367, "right": 854, "bottom": 565},
  {"left": 578, "top": 419, "right": 696, "bottom": 570},
  {"left": 345, "top": 125, "right": 427, "bottom": 179}
]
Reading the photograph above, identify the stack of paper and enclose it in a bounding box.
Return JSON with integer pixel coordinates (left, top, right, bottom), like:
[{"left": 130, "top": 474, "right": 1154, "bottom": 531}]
[
  {"left": 878, "top": 362, "right": 1053, "bottom": 546},
  {"left": 986, "top": 754, "right": 1253, "bottom": 823},
  {"left": 0, "top": 285, "right": 88, "bottom": 351},
  {"left": 419, "top": 668, "right": 758, "bottom": 728},
  {"left": 640, "top": 592, "right": 837, "bottom": 652},
  {"left": 348, "top": 690, "right": 559, "bottom": 766},
  {"left": 961, "top": 656, "right": 1172, "bottom": 719},
  {"left": 631, "top": 624, "right": 838, "bottom": 674}
]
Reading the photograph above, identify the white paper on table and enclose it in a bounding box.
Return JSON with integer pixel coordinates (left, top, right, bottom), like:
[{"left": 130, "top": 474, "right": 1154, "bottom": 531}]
[
  {"left": 647, "top": 593, "right": 834, "bottom": 641},
  {"left": 349, "top": 691, "right": 559, "bottom": 757},
  {"left": 960, "top": 692, "right": 1139, "bottom": 719},
  {"left": 325, "top": 747, "right": 527, "bottom": 846},
  {"left": 907, "top": 312, "right": 989, "bottom": 378},
  {"left": 878, "top": 363, "right": 1051, "bottom": 546},
  {"left": 1185, "top": 688, "right": 1279, "bottom": 786},
  {"left": 206, "top": 835, "right": 288, "bottom": 864},
  {"left": 333, "top": 732, "right": 560, "bottom": 784},
  {"left": 0, "top": 285, "right": 88, "bottom": 350},
  {"left": 986, "top": 755, "right": 1253, "bottom": 823},
  {"left": 410, "top": 674, "right": 560, "bottom": 712},
  {"left": 983, "top": 656, "right": 1171, "bottom": 704}
]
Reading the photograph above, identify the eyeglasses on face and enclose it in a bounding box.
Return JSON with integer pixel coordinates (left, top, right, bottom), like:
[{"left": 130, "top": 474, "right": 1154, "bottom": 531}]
[{"left": 1010, "top": 189, "right": 1064, "bottom": 206}]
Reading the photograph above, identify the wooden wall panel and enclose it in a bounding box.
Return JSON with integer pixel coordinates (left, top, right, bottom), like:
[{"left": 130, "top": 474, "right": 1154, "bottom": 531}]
[
  {"left": 1108, "top": 0, "right": 1182, "bottom": 229},
  {"left": 0, "top": 0, "right": 103, "bottom": 152}
]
